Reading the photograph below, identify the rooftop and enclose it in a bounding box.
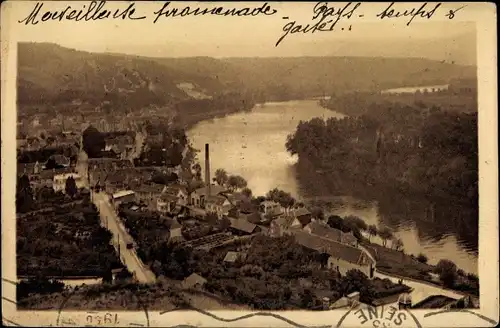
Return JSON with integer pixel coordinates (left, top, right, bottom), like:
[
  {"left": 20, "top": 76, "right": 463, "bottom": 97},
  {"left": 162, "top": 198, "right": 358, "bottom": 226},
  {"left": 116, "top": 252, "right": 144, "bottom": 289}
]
[
  {"left": 304, "top": 221, "right": 342, "bottom": 242},
  {"left": 181, "top": 273, "right": 207, "bottom": 289},
  {"left": 292, "top": 230, "right": 365, "bottom": 264},
  {"left": 411, "top": 295, "right": 458, "bottom": 309},
  {"left": 293, "top": 207, "right": 312, "bottom": 217},
  {"left": 112, "top": 190, "right": 136, "bottom": 199},
  {"left": 195, "top": 184, "right": 227, "bottom": 197},
  {"left": 206, "top": 195, "right": 228, "bottom": 206},
  {"left": 229, "top": 218, "right": 257, "bottom": 234},
  {"left": 223, "top": 251, "right": 240, "bottom": 263},
  {"left": 53, "top": 173, "right": 81, "bottom": 180}
]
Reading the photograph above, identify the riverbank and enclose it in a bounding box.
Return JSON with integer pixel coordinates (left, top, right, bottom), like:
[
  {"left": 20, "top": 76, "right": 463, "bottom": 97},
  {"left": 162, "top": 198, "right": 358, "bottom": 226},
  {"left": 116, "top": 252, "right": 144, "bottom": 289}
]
[{"left": 361, "top": 241, "right": 479, "bottom": 298}]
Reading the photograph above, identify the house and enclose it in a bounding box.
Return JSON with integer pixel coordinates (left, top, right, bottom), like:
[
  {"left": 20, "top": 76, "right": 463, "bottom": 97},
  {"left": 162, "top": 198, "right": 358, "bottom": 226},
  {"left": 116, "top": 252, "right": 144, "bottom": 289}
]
[
  {"left": 411, "top": 295, "right": 461, "bottom": 309},
  {"left": 259, "top": 200, "right": 283, "bottom": 217},
  {"left": 163, "top": 184, "right": 189, "bottom": 206},
  {"left": 229, "top": 218, "right": 258, "bottom": 236},
  {"left": 240, "top": 212, "right": 263, "bottom": 224},
  {"left": 168, "top": 219, "right": 184, "bottom": 244},
  {"left": 330, "top": 292, "right": 361, "bottom": 309},
  {"left": 45, "top": 154, "right": 71, "bottom": 169},
  {"left": 269, "top": 215, "right": 303, "bottom": 237},
  {"left": 17, "top": 162, "right": 41, "bottom": 177},
  {"left": 340, "top": 231, "right": 358, "bottom": 247},
  {"left": 103, "top": 172, "right": 128, "bottom": 194},
  {"left": 223, "top": 251, "right": 247, "bottom": 264},
  {"left": 190, "top": 184, "right": 227, "bottom": 208},
  {"left": 292, "top": 230, "right": 374, "bottom": 278},
  {"left": 157, "top": 193, "right": 178, "bottom": 214},
  {"left": 181, "top": 273, "right": 207, "bottom": 290},
  {"left": 205, "top": 195, "right": 233, "bottom": 218},
  {"left": 111, "top": 190, "right": 136, "bottom": 208},
  {"left": 88, "top": 158, "right": 134, "bottom": 185},
  {"left": 222, "top": 191, "right": 248, "bottom": 206},
  {"left": 53, "top": 173, "right": 85, "bottom": 193},
  {"left": 292, "top": 207, "right": 312, "bottom": 226},
  {"left": 303, "top": 221, "right": 359, "bottom": 247},
  {"left": 34, "top": 167, "right": 74, "bottom": 189},
  {"left": 303, "top": 221, "right": 342, "bottom": 242},
  {"left": 131, "top": 184, "right": 165, "bottom": 209}
]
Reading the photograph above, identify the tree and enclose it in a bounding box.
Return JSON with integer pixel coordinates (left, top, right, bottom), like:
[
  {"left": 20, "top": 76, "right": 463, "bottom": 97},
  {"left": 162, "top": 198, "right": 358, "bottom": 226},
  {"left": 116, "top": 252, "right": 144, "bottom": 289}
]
[
  {"left": 343, "top": 215, "right": 367, "bottom": 231},
  {"left": 241, "top": 187, "right": 253, "bottom": 199},
  {"left": 214, "top": 169, "right": 229, "bottom": 186},
  {"left": 416, "top": 253, "right": 428, "bottom": 263},
  {"left": 392, "top": 237, "right": 404, "bottom": 251},
  {"left": 65, "top": 176, "right": 78, "bottom": 198},
  {"left": 327, "top": 215, "right": 344, "bottom": 230},
  {"left": 192, "top": 163, "right": 202, "bottom": 181},
  {"left": 378, "top": 227, "right": 393, "bottom": 247},
  {"left": 367, "top": 224, "right": 378, "bottom": 242},
  {"left": 45, "top": 157, "right": 61, "bottom": 169},
  {"left": 82, "top": 125, "right": 105, "bottom": 158},
  {"left": 16, "top": 174, "right": 34, "bottom": 213},
  {"left": 266, "top": 188, "right": 295, "bottom": 209},
  {"left": 311, "top": 207, "right": 325, "bottom": 221},
  {"left": 227, "top": 175, "right": 247, "bottom": 191},
  {"left": 435, "top": 259, "right": 457, "bottom": 287}
]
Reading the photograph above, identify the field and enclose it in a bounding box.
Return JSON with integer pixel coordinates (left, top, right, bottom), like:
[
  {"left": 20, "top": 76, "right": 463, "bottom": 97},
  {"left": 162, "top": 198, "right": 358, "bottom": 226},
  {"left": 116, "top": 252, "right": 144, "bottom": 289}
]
[{"left": 17, "top": 195, "right": 122, "bottom": 278}]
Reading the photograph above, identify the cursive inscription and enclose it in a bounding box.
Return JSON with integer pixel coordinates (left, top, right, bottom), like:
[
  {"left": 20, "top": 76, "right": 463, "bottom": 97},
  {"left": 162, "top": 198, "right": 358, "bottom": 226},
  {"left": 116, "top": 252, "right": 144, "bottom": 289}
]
[
  {"left": 376, "top": 2, "right": 442, "bottom": 26},
  {"left": 16, "top": 1, "right": 469, "bottom": 48},
  {"left": 153, "top": 2, "right": 277, "bottom": 23},
  {"left": 18, "top": 1, "right": 145, "bottom": 25},
  {"left": 276, "top": 2, "right": 360, "bottom": 47}
]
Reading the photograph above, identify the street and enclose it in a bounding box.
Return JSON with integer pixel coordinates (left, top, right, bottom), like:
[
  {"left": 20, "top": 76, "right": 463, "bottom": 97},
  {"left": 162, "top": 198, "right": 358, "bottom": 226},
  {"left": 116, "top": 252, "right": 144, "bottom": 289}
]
[
  {"left": 93, "top": 191, "right": 156, "bottom": 284},
  {"left": 358, "top": 245, "right": 465, "bottom": 305}
]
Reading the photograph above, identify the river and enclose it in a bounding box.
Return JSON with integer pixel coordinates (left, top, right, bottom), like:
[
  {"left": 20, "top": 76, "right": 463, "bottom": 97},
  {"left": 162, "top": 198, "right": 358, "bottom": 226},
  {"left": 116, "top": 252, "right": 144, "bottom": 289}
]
[{"left": 187, "top": 100, "right": 478, "bottom": 275}]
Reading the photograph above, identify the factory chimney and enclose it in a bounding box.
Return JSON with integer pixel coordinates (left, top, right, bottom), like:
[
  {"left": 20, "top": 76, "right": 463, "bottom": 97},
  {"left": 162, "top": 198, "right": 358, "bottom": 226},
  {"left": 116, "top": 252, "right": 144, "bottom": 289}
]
[{"left": 205, "top": 143, "right": 211, "bottom": 197}]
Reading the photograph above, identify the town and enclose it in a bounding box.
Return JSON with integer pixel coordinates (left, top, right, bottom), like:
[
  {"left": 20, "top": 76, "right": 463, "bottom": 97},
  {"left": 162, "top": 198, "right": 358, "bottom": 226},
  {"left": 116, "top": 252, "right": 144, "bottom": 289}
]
[{"left": 16, "top": 120, "right": 479, "bottom": 311}]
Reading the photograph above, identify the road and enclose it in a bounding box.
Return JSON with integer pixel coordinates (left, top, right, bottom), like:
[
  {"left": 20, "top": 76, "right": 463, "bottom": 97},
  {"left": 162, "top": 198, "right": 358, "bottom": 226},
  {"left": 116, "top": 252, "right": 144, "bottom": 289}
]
[
  {"left": 358, "top": 244, "right": 465, "bottom": 305},
  {"left": 93, "top": 191, "right": 156, "bottom": 284}
]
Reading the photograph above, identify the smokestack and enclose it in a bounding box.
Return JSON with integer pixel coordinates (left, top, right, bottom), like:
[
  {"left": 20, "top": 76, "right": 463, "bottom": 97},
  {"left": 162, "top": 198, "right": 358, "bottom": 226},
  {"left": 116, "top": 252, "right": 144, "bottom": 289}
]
[{"left": 205, "top": 143, "right": 211, "bottom": 197}]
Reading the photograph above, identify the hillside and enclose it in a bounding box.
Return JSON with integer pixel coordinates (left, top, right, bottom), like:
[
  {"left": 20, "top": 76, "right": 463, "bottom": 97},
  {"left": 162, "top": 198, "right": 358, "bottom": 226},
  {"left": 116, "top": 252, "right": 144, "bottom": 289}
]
[
  {"left": 17, "top": 43, "right": 227, "bottom": 108},
  {"left": 18, "top": 42, "right": 476, "bottom": 111}
]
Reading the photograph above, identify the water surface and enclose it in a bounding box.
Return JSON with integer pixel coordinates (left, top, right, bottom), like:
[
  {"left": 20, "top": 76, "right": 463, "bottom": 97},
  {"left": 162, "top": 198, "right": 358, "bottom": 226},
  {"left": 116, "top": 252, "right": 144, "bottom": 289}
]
[{"left": 187, "top": 100, "right": 478, "bottom": 274}]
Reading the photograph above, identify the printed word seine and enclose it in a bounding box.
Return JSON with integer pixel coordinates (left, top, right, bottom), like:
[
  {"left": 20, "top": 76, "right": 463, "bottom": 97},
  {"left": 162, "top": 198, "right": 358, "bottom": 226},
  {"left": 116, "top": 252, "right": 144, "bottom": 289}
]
[
  {"left": 355, "top": 306, "right": 408, "bottom": 327},
  {"left": 18, "top": 1, "right": 145, "bottom": 25}
]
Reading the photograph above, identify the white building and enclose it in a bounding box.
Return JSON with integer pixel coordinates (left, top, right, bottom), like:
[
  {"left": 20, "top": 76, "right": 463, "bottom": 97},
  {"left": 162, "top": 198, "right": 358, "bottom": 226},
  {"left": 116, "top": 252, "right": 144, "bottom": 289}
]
[
  {"left": 111, "top": 190, "right": 136, "bottom": 208},
  {"left": 260, "top": 200, "right": 283, "bottom": 217},
  {"left": 53, "top": 173, "right": 85, "bottom": 193}
]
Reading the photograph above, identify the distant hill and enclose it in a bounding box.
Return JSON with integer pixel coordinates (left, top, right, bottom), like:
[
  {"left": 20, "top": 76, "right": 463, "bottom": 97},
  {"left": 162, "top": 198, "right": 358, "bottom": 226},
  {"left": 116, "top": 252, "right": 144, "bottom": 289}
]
[
  {"left": 17, "top": 43, "right": 227, "bottom": 108},
  {"left": 18, "top": 42, "right": 476, "bottom": 110}
]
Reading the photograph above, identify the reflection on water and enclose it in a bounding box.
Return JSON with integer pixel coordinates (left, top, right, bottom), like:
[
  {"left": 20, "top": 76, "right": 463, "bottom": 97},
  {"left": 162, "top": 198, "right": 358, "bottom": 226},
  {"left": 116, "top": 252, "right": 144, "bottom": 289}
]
[
  {"left": 326, "top": 197, "right": 478, "bottom": 274},
  {"left": 187, "top": 100, "right": 478, "bottom": 274}
]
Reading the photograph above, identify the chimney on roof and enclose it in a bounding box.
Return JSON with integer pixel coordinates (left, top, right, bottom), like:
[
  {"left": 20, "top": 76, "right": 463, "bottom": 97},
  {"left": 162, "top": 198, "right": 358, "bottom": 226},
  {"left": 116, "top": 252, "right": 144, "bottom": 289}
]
[{"left": 205, "top": 143, "right": 211, "bottom": 197}]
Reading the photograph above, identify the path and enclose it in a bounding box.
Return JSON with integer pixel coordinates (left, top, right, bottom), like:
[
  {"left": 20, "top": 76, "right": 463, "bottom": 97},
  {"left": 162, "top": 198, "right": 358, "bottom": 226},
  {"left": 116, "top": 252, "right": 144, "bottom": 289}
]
[
  {"left": 92, "top": 191, "right": 156, "bottom": 284},
  {"left": 358, "top": 245, "right": 465, "bottom": 305}
]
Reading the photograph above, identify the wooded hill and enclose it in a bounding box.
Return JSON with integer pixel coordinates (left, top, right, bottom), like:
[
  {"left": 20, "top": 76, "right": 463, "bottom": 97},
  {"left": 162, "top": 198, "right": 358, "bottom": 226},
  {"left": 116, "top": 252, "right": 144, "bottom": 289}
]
[{"left": 18, "top": 42, "right": 476, "bottom": 111}]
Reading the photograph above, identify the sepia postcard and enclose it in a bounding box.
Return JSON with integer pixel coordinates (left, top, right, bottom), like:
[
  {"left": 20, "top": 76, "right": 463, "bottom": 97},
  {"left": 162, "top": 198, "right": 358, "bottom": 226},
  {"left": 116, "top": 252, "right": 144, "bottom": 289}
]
[{"left": 1, "top": 1, "right": 498, "bottom": 327}]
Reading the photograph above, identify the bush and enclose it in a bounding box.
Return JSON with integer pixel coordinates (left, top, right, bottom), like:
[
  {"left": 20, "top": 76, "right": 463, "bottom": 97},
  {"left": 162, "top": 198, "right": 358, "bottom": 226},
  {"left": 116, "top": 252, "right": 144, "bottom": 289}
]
[
  {"left": 416, "top": 253, "right": 428, "bottom": 263},
  {"left": 17, "top": 277, "right": 65, "bottom": 300},
  {"left": 435, "top": 259, "right": 457, "bottom": 287}
]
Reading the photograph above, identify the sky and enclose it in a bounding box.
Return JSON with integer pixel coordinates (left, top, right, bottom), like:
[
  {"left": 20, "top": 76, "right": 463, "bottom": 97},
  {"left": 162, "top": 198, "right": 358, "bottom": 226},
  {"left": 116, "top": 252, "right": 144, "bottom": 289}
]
[{"left": 2, "top": 1, "right": 484, "bottom": 61}]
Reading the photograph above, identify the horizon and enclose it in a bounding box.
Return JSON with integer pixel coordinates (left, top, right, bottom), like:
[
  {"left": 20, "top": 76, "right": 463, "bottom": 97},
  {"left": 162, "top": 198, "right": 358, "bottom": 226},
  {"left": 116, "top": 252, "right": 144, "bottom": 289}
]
[
  {"left": 8, "top": 1, "right": 478, "bottom": 65},
  {"left": 22, "top": 40, "right": 477, "bottom": 67}
]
